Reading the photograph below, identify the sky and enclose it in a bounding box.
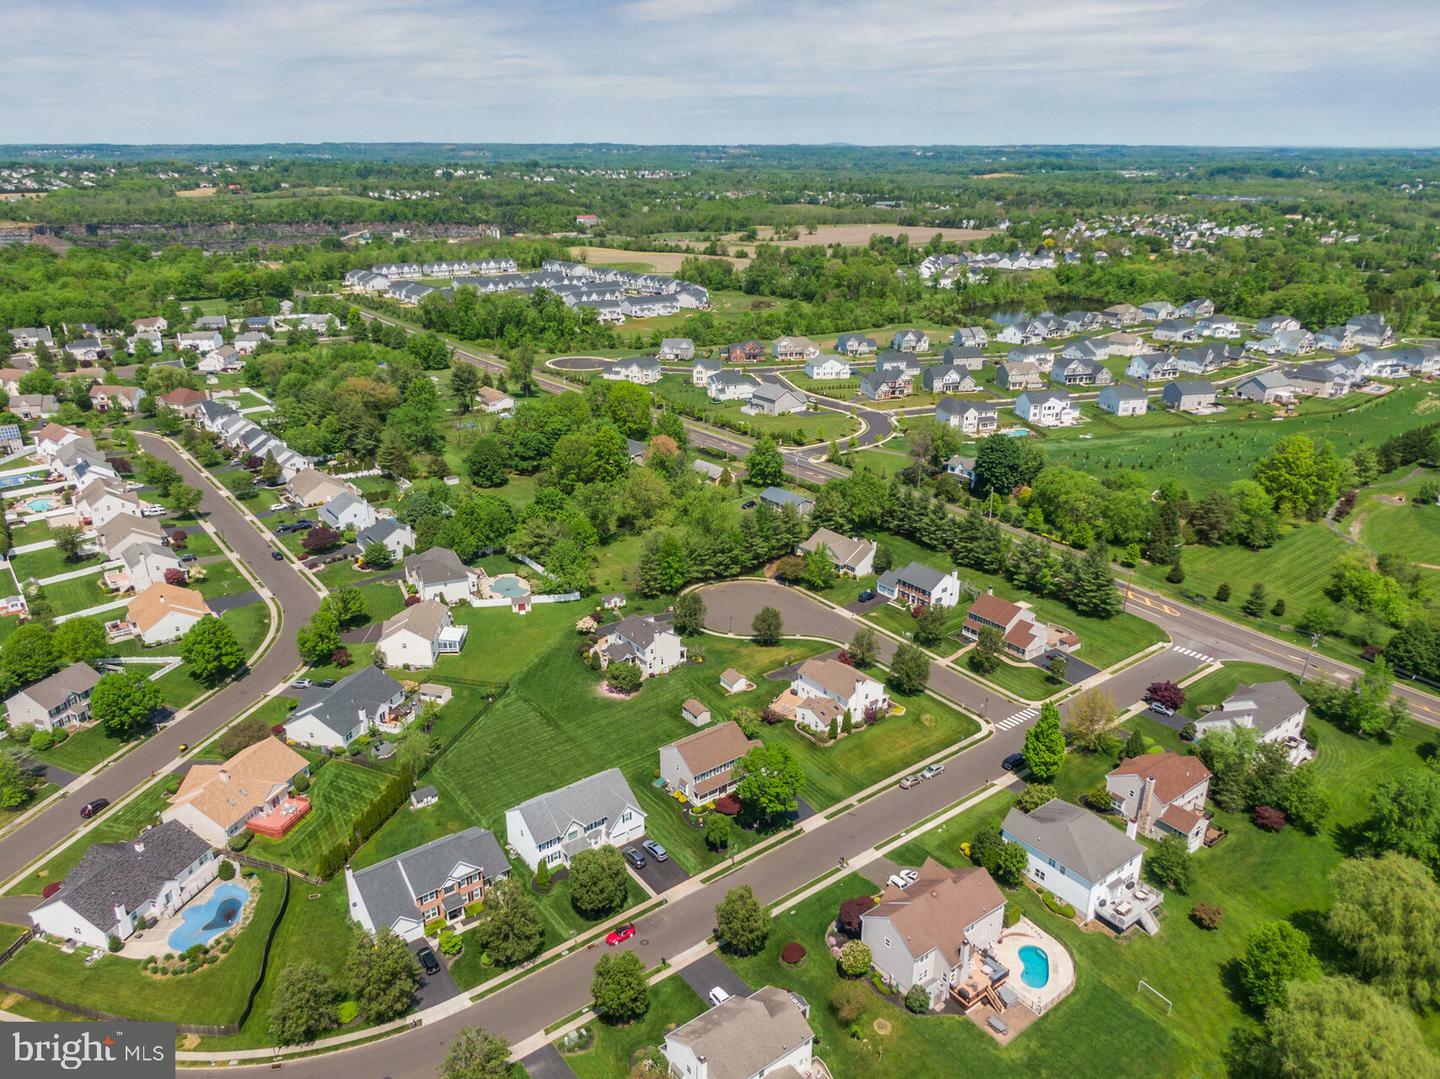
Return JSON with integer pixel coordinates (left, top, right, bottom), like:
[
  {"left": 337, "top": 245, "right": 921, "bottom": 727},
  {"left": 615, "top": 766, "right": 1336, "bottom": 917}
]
[{"left": 3, "top": 0, "right": 1439, "bottom": 147}]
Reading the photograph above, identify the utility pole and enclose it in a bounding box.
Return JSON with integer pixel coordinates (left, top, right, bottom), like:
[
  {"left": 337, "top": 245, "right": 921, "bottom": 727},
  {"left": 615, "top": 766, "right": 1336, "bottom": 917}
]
[{"left": 1298, "top": 633, "right": 1320, "bottom": 684}]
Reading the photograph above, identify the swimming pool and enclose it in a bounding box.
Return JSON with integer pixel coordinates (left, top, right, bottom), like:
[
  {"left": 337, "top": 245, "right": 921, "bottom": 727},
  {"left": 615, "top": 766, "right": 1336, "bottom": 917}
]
[
  {"left": 0, "top": 472, "right": 44, "bottom": 489},
  {"left": 26, "top": 498, "right": 53, "bottom": 513},
  {"left": 489, "top": 574, "right": 531, "bottom": 599},
  {"left": 1017, "top": 944, "right": 1050, "bottom": 989},
  {"left": 168, "top": 883, "right": 249, "bottom": 951}
]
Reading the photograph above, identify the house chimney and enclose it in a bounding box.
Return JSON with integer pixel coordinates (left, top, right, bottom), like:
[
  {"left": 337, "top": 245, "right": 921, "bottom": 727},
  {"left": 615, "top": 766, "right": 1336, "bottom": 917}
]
[{"left": 1137, "top": 776, "right": 1157, "bottom": 830}]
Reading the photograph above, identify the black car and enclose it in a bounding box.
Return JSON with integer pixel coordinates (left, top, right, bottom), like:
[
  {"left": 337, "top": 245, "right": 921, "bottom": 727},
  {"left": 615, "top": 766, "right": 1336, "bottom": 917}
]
[
  {"left": 180, "top": 553, "right": 198, "bottom": 563},
  {"left": 858, "top": 590, "right": 877, "bottom": 602},
  {"left": 294, "top": 519, "right": 315, "bottom": 529},
  {"left": 271, "top": 550, "right": 284, "bottom": 560},
  {"left": 79, "top": 798, "right": 110, "bottom": 819},
  {"left": 317, "top": 678, "right": 336, "bottom": 688},
  {"left": 624, "top": 847, "right": 647, "bottom": 870},
  {"left": 1001, "top": 753, "right": 1026, "bottom": 773},
  {"left": 741, "top": 499, "right": 757, "bottom": 510},
  {"left": 415, "top": 945, "right": 441, "bottom": 975}
]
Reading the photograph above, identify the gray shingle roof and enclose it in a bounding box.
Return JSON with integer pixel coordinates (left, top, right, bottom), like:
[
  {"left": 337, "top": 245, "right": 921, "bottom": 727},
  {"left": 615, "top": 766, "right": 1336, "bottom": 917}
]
[
  {"left": 349, "top": 827, "right": 507, "bottom": 933},
  {"left": 886, "top": 560, "right": 951, "bottom": 594},
  {"left": 12, "top": 661, "right": 100, "bottom": 711},
  {"left": 1206, "top": 680, "right": 1307, "bottom": 734},
  {"left": 1002, "top": 799, "right": 1142, "bottom": 883},
  {"left": 290, "top": 666, "right": 404, "bottom": 738},
  {"left": 357, "top": 518, "right": 408, "bottom": 547},
  {"left": 37, "top": 820, "right": 211, "bottom": 932},
  {"left": 509, "top": 768, "right": 641, "bottom": 845},
  {"left": 404, "top": 546, "right": 470, "bottom": 587}
]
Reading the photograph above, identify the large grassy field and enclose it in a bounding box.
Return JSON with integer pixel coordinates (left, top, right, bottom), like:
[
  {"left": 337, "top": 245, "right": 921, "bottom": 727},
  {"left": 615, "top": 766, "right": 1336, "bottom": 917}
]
[
  {"left": 1354, "top": 472, "right": 1440, "bottom": 565},
  {"left": 651, "top": 375, "right": 859, "bottom": 443},
  {"left": 247, "top": 760, "right": 395, "bottom": 876},
  {"left": 2, "top": 869, "right": 285, "bottom": 1027}
]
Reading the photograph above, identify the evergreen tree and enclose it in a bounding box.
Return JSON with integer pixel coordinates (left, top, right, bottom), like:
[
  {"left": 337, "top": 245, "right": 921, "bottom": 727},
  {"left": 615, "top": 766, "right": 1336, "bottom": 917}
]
[
  {"left": 1022, "top": 703, "right": 1065, "bottom": 781},
  {"left": 1071, "top": 542, "right": 1122, "bottom": 618}
]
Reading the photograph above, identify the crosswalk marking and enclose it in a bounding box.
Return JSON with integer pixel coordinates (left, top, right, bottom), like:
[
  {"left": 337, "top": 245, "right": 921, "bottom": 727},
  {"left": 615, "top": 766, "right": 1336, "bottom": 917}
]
[
  {"left": 1171, "top": 645, "right": 1217, "bottom": 664},
  {"left": 995, "top": 705, "right": 1039, "bottom": 731}
]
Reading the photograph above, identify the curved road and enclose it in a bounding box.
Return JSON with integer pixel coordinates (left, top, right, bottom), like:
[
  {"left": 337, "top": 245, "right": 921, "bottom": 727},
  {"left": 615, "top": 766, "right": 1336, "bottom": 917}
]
[{"left": 0, "top": 435, "right": 321, "bottom": 896}]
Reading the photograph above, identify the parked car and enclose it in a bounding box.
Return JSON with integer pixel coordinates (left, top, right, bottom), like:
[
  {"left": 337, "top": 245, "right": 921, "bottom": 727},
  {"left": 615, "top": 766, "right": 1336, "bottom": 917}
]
[
  {"left": 641, "top": 839, "right": 669, "bottom": 862},
  {"left": 707, "top": 987, "right": 731, "bottom": 1006},
  {"left": 899, "top": 774, "right": 921, "bottom": 790},
  {"left": 416, "top": 946, "right": 441, "bottom": 975},
  {"left": 294, "top": 519, "right": 315, "bottom": 529},
  {"left": 180, "top": 553, "right": 197, "bottom": 564},
  {"left": 858, "top": 590, "right": 877, "bottom": 602},
  {"left": 268, "top": 502, "right": 287, "bottom": 512},
  {"left": 624, "top": 848, "right": 647, "bottom": 870},
  {"left": 317, "top": 679, "right": 336, "bottom": 688},
  {"left": 271, "top": 550, "right": 284, "bottom": 560},
  {"left": 79, "top": 798, "right": 109, "bottom": 819},
  {"left": 740, "top": 500, "right": 757, "bottom": 510},
  {"left": 140, "top": 504, "right": 166, "bottom": 518},
  {"left": 1150, "top": 702, "right": 1176, "bottom": 717},
  {"left": 919, "top": 763, "right": 945, "bottom": 780},
  {"left": 886, "top": 869, "right": 920, "bottom": 890},
  {"left": 292, "top": 678, "right": 313, "bottom": 689},
  {"left": 605, "top": 923, "right": 637, "bottom": 946},
  {"left": 1001, "top": 752, "right": 1026, "bottom": 772}
]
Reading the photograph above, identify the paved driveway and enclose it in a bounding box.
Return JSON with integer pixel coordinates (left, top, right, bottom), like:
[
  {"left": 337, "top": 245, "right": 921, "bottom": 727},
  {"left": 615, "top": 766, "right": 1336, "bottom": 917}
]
[
  {"left": 521, "top": 1044, "right": 578, "bottom": 1079},
  {"left": 678, "top": 952, "right": 752, "bottom": 1004},
  {"left": 1031, "top": 648, "right": 1100, "bottom": 684},
  {"left": 622, "top": 840, "right": 691, "bottom": 893},
  {"left": 412, "top": 941, "right": 461, "bottom": 1009},
  {"left": 208, "top": 589, "right": 262, "bottom": 614}
]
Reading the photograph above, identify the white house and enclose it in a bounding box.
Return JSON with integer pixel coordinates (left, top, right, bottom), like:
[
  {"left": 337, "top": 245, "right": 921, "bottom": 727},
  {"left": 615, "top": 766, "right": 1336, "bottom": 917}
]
[
  {"left": 1001, "top": 799, "right": 1156, "bottom": 933},
  {"left": 356, "top": 518, "right": 414, "bottom": 563},
  {"left": 785, "top": 658, "right": 888, "bottom": 729},
  {"left": 796, "top": 527, "right": 876, "bottom": 577},
  {"left": 707, "top": 371, "right": 760, "bottom": 402},
  {"left": 1107, "top": 753, "right": 1213, "bottom": 853},
  {"left": 377, "top": 598, "right": 468, "bottom": 669},
  {"left": 161, "top": 737, "right": 309, "bottom": 847},
  {"left": 404, "top": 547, "right": 479, "bottom": 604},
  {"left": 346, "top": 827, "right": 509, "bottom": 942},
  {"left": 658, "top": 338, "right": 695, "bottom": 361},
  {"left": 876, "top": 560, "right": 961, "bottom": 609},
  {"left": 125, "top": 583, "right": 213, "bottom": 645},
  {"left": 29, "top": 821, "right": 217, "bottom": 951},
  {"left": 1014, "top": 389, "right": 1079, "bottom": 427},
  {"left": 891, "top": 329, "right": 930, "bottom": 353},
  {"left": 804, "top": 356, "right": 851, "bottom": 380},
  {"left": 936, "top": 399, "right": 998, "bottom": 435},
  {"left": 4, "top": 662, "right": 102, "bottom": 733},
  {"left": 505, "top": 768, "right": 646, "bottom": 871},
  {"left": 1097, "top": 383, "right": 1149, "bottom": 417},
  {"left": 691, "top": 358, "right": 723, "bottom": 386},
  {"left": 591, "top": 614, "right": 687, "bottom": 677},
  {"left": 284, "top": 666, "right": 407, "bottom": 750},
  {"left": 603, "top": 357, "right": 662, "bottom": 385},
  {"left": 1191, "top": 681, "right": 1312, "bottom": 764},
  {"left": 662, "top": 987, "right": 815, "bottom": 1079},
  {"left": 318, "top": 492, "right": 378, "bottom": 532},
  {"left": 744, "top": 380, "right": 809, "bottom": 416},
  {"left": 176, "top": 331, "right": 223, "bottom": 353},
  {"left": 861, "top": 859, "right": 1006, "bottom": 1008},
  {"left": 476, "top": 386, "right": 515, "bottom": 415},
  {"left": 659, "top": 721, "right": 759, "bottom": 802},
  {"left": 76, "top": 479, "right": 140, "bottom": 530}
]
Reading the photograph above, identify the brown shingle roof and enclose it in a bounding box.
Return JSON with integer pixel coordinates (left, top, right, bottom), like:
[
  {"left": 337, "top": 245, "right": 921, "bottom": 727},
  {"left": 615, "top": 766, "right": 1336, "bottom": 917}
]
[
  {"left": 381, "top": 597, "right": 450, "bottom": 641},
  {"left": 127, "top": 582, "right": 211, "bottom": 633},
  {"left": 966, "top": 592, "right": 1024, "bottom": 627},
  {"left": 795, "top": 658, "right": 874, "bottom": 700},
  {"left": 1108, "top": 753, "right": 1212, "bottom": 805},
  {"left": 168, "top": 737, "right": 308, "bottom": 832},
  {"left": 666, "top": 721, "right": 757, "bottom": 776},
  {"left": 865, "top": 858, "right": 1005, "bottom": 967}
]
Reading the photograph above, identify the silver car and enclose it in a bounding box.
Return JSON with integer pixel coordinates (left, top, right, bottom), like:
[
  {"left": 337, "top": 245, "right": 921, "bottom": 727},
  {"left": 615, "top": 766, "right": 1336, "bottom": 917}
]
[{"left": 642, "top": 839, "right": 669, "bottom": 862}]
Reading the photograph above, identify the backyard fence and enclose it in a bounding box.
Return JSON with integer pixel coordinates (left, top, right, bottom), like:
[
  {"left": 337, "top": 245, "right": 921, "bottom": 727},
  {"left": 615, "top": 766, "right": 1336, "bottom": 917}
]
[
  {"left": 230, "top": 851, "right": 321, "bottom": 885},
  {"left": 0, "top": 926, "right": 34, "bottom": 969}
]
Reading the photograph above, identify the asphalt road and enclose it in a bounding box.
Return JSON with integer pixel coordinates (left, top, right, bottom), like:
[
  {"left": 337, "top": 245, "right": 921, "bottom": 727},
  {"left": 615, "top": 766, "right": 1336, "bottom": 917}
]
[{"left": 0, "top": 436, "right": 321, "bottom": 896}]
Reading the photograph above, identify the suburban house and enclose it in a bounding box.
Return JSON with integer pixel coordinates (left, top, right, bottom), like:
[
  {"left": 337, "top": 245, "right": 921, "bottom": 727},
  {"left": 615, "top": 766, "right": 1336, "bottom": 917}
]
[
  {"left": 4, "top": 662, "right": 102, "bottom": 733},
  {"left": 1101, "top": 331, "right": 1147, "bottom": 356},
  {"left": 346, "top": 827, "right": 510, "bottom": 941},
  {"left": 377, "top": 598, "right": 468, "bottom": 669},
  {"left": 945, "top": 454, "right": 977, "bottom": 487},
  {"left": 775, "top": 658, "right": 888, "bottom": 732},
  {"left": 745, "top": 380, "right": 809, "bottom": 417},
  {"left": 1234, "top": 370, "right": 1297, "bottom": 404},
  {"left": 960, "top": 592, "right": 1075, "bottom": 662},
  {"left": 796, "top": 527, "right": 876, "bottom": 577},
  {"left": 603, "top": 356, "right": 662, "bottom": 385},
  {"left": 505, "top": 768, "right": 646, "bottom": 871},
  {"left": 662, "top": 986, "right": 816, "bottom": 1079},
  {"left": 318, "top": 492, "right": 378, "bottom": 532},
  {"left": 859, "top": 369, "right": 912, "bottom": 401},
  {"left": 940, "top": 345, "right": 987, "bottom": 370},
  {"left": 936, "top": 398, "right": 998, "bottom": 436},
  {"left": 95, "top": 513, "right": 165, "bottom": 558},
  {"left": 404, "top": 546, "right": 480, "bottom": 604},
  {"left": 1191, "top": 681, "right": 1312, "bottom": 764},
  {"left": 1102, "top": 303, "right": 1142, "bottom": 326},
  {"left": 476, "top": 386, "right": 515, "bottom": 415},
  {"left": 718, "top": 340, "right": 767, "bottom": 364},
  {"left": 1179, "top": 298, "right": 1216, "bottom": 318},
  {"left": 877, "top": 560, "right": 961, "bottom": 609},
  {"left": 1285, "top": 362, "right": 1348, "bottom": 398},
  {"left": 691, "top": 357, "right": 724, "bottom": 386},
  {"left": 804, "top": 355, "right": 851, "bottom": 380},
  {"left": 952, "top": 326, "right": 989, "bottom": 348},
  {"left": 1346, "top": 313, "right": 1395, "bottom": 348},
  {"left": 11, "top": 393, "right": 60, "bottom": 420},
  {"left": 1198, "top": 314, "right": 1241, "bottom": 338},
  {"left": 772, "top": 336, "right": 819, "bottom": 361},
  {"left": 1151, "top": 318, "right": 1200, "bottom": 343},
  {"left": 8, "top": 327, "right": 54, "bottom": 348},
  {"left": 1050, "top": 357, "right": 1114, "bottom": 387},
  {"left": 88, "top": 385, "right": 145, "bottom": 412},
  {"left": 1107, "top": 753, "right": 1213, "bottom": 852},
  {"left": 1001, "top": 799, "right": 1158, "bottom": 933},
  {"left": 591, "top": 614, "right": 687, "bottom": 677},
  {"left": 123, "top": 582, "right": 212, "bottom": 645},
  {"left": 1014, "top": 389, "right": 1079, "bottom": 427},
  {"left": 1098, "top": 383, "right": 1149, "bottom": 416},
  {"left": 287, "top": 468, "right": 355, "bottom": 507},
  {"left": 76, "top": 479, "right": 140, "bottom": 529},
  {"left": 658, "top": 338, "right": 695, "bottom": 361},
  {"left": 891, "top": 329, "right": 930, "bottom": 353},
  {"left": 1139, "top": 300, "right": 1178, "bottom": 322},
  {"left": 1161, "top": 380, "right": 1217, "bottom": 413},
  {"left": 161, "top": 737, "right": 310, "bottom": 847},
  {"left": 197, "top": 345, "right": 242, "bottom": 373},
  {"left": 660, "top": 721, "right": 759, "bottom": 802},
  {"left": 921, "top": 364, "right": 979, "bottom": 394},
  {"left": 835, "top": 332, "right": 878, "bottom": 356},
  {"left": 759, "top": 487, "right": 815, "bottom": 516},
  {"left": 995, "top": 361, "right": 1044, "bottom": 391},
  {"left": 1126, "top": 352, "right": 1181, "bottom": 381},
  {"left": 29, "top": 821, "right": 218, "bottom": 951},
  {"left": 707, "top": 371, "right": 761, "bottom": 402},
  {"left": 356, "top": 518, "right": 414, "bottom": 563},
  {"left": 284, "top": 666, "right": 407, "bottom": 750},
  {"left": 103, "top": 536, "right": 183, "bottom": 594},
  {"left": 861, "top": 859, "right": 1007, "bottom": 1010}
]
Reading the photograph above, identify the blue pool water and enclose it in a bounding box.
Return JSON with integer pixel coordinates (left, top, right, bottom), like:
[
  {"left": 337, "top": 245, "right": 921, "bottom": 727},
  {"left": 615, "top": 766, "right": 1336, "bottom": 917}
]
[
  {"left": 26, "top": 498, "right": 53, "bottom": 512},
  {"left": 1018, "top": 944, "right": 1050, "bottom": 989},
  {"left": 489, "top": 575, "right": 531, "bottom": 599},
  {"left": 168, "top": 883, "right": 249, "bottom": 951},
  {"left": 0, "top": 472, "right": 44, "bottom": 489}
]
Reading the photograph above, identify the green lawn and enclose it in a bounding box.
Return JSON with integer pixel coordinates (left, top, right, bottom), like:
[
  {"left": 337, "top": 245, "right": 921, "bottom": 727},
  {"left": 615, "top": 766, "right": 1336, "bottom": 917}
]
[
  {"left": 313, "top": 560, "right": 400, "bottom": 590},
  {"left": 560, "top": 974, "right": 707, "bottom": 1079},
  {"left": 1357, "top": 490, "right": 1440, "bottom": 564},
  {"left": 970, "top": 659, "right": 1067, "bottom": 701},
  {"left": 39, "top": 574, "right": 112, "bottom": 617},
  {"left": 30, "top": 721, "right": 138, "bottom": 774},
  {"left": 9, "top": 545, "right": 105, "bottom": 582},
  {"left": 9, "top": 783, "right": 174, "bottom": 896},
  {"left": 651, "top": 376, "right": 859, "bottom": 443},
  {"left": 356, "top": 579, "right": 406, "bottom": 623},
  {"left": 3, "top": 870, "right": 285, "bottom": 1027},
  {"left": 247, "top": 761, "right": 395, "bottom": 876},
  {"left": 193, "top": 560, "right": 252, "bottom": 599}
]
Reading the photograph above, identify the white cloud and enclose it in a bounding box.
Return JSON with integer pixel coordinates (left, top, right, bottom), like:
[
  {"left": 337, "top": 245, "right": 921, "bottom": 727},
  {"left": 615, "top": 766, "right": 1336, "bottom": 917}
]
[{"left": 1, "top": 0, "right": 1437, "bottom": 144}]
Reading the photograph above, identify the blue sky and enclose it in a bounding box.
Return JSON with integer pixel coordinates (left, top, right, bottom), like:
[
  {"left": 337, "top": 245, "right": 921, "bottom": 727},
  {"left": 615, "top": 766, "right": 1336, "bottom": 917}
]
[{"left": 3, "top": 0, "right": 1438, "bottom": 146}]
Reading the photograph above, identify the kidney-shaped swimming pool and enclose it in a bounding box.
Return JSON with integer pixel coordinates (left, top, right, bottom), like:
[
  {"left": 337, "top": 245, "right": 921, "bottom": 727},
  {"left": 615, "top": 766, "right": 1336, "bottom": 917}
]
[{"left": 168, "top": 882, "right": 249, "bottom": 951}]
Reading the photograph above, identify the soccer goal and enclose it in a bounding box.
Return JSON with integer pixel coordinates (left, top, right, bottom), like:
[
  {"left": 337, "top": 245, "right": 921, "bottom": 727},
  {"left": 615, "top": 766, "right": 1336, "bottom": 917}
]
[{"left": 1137, "top": 979, "right": 1173, "bottom": 1017}]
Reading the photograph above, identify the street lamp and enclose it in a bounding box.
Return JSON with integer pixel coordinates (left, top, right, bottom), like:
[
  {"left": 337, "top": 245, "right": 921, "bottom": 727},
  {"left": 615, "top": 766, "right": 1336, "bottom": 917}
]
[{"left": 1299, "top": 633, "right": 1320, "bottom": 684}]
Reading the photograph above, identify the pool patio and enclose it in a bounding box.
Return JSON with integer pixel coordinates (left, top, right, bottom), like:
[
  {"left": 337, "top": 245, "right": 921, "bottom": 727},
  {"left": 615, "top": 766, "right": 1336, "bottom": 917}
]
[
  {"left": 117, "top": 875, "right": 257, "bottom": 959},
  {"left": 988, "top": 917, "right": 1074, "bottom": 1017}
]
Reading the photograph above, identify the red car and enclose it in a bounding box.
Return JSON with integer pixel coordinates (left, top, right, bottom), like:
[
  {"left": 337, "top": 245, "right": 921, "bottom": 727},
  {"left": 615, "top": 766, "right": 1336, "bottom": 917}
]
[{"left": 605, "top": 923, "right": 637, "bottom": 946}]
